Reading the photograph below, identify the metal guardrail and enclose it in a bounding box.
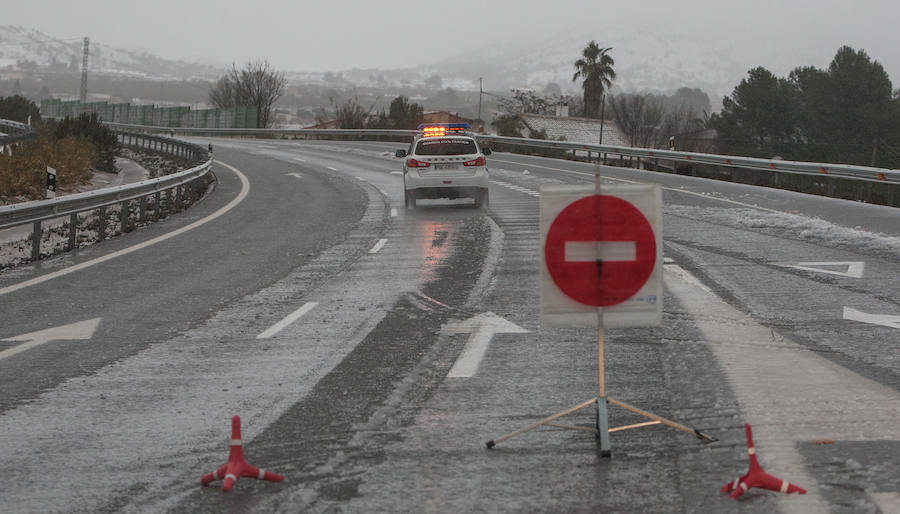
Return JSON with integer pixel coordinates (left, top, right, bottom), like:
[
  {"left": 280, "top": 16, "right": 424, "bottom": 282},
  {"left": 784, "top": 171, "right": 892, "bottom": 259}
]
[
  {"left": 0, "top": 119, "right": 37, "bottom": 146},
  {"left": 104, "top": 122, "right": 900, "bottom": 185},
  {"left": 476, "top": 134, "right": 900, "bottom": 185},
  {"left": 0, "top": 129, "right": 212, "bottom": 261}
]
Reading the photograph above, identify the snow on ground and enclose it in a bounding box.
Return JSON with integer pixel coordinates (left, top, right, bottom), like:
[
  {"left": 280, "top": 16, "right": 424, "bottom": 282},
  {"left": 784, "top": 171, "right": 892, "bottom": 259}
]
[{"left": 665, "top": 205, "right": 900, "bottom": 258}]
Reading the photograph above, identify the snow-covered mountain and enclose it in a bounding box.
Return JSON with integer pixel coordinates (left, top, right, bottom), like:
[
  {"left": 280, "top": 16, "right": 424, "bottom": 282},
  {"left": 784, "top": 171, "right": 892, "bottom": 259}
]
[
  {"left": 0, "top": 26, "right": 218, "bottom": 79},
  {"left": 5, "top": 19, "right": 892, "bottom": 112},
  {"left": 431, "top": 17, "right": 858, "bottom": 106}
]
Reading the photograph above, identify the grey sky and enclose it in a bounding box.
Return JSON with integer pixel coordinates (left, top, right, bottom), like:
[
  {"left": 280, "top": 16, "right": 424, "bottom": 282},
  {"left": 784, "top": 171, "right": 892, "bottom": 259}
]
[{"left": 7, "top": 0, "right": 900, "bottom": 82}]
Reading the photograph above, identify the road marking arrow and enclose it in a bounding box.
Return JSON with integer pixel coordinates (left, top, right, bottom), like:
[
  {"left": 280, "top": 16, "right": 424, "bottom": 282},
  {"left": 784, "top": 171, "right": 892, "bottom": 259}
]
[
  {"left": 443, "top": 312, "right": 529, "bottom": 378},
  {"left": 843, "top": 307, "right": 900, "bottom": 329},
  {"left": 0, "top": 318, "right": 101, "bottom": 361},
  {"left": 776, "top": 261, "right": 865, "bottom": 278}
]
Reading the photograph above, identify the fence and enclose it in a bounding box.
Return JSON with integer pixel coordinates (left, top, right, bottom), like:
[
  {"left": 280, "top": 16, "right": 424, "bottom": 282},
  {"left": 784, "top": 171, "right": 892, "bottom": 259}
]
[{"left": 40, "top": 99, "right": 259, "bottom": 128}]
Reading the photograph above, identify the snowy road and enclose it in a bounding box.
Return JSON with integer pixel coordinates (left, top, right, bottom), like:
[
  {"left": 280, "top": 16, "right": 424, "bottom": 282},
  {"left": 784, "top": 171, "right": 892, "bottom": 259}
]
[{"left": 0, "top": 139, "right": 898, "bottom": 512}]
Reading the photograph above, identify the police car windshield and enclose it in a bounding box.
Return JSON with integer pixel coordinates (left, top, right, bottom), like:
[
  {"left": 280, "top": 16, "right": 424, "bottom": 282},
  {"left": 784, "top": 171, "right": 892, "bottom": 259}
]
[{"left": 415, "top": 138, "right": 477, "bottom": 156}]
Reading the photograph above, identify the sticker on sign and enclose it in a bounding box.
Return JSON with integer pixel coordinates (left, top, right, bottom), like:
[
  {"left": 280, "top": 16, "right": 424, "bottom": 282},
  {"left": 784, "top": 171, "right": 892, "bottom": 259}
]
[{"left": 540, "top": 183, "right": 663, "bottom": 328}]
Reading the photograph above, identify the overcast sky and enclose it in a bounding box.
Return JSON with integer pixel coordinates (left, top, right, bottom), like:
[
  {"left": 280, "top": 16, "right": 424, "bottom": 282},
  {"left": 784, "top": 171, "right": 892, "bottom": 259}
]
[{"left": 7, "top": 0, "right": 900, "bottom": 82}]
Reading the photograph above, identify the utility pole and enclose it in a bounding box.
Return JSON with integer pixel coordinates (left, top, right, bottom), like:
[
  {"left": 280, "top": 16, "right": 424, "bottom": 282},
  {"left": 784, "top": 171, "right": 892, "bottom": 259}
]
[
  {"left": 478, "top": 77, "right": 483, "bottom": 129},
  {"left": 599, "top": 94, "right": 606, "bottom": 144},
  {"left": 80, "top": 37, "right": 89, "bottom": 112}
]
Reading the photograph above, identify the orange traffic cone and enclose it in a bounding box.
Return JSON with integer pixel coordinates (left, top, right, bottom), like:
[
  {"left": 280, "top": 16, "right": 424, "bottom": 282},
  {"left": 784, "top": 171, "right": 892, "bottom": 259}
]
[
  {"left": 200, "top": 415, "right": 283, "bottom": 492},
  {"left": 721, "top": 423, "right": 806, "bottom": 499}
]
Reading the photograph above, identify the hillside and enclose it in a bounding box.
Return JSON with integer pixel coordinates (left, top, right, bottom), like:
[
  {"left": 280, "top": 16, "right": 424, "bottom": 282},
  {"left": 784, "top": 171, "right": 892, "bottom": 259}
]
[{"left": 0, "top": 26, "right": 217, "bottom": 80}]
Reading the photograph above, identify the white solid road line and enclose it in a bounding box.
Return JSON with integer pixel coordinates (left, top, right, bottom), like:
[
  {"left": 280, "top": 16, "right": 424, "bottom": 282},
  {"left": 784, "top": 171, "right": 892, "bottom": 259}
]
[
  {"left": 843, "top": 307, "right": 900, "bottom": 329},
  {"left": 666, "top": 264, "right": 900, "bottom": 513},
  {"left": 776, "top": 261, "right": 865, "bottom": 278},
  {"left": 369, "top": 238, "right": 388, "bottom": 254},
  {"left": 0, "top": 160, "right": 251, "bottom": 297},
  {"left": 256, "top": 302, "right": 319, "bottom": 339}
]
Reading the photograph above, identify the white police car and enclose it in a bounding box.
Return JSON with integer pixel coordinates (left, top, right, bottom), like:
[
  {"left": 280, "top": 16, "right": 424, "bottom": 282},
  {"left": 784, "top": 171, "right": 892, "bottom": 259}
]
[{"left": 395, "top": 123, "right": 491, "bottom": 209}]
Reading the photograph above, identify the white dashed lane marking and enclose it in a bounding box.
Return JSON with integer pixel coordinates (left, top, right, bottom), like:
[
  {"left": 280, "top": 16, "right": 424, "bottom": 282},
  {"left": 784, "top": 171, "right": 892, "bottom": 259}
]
[
  {"left": 256, "top": 302, "right": 319, "bottom": 339},
  {"left": 369, "top": 238, "right": 388, "bottom": 254},
  {"left": 490, "top": 179, "right": 539, "bottom": 197}
]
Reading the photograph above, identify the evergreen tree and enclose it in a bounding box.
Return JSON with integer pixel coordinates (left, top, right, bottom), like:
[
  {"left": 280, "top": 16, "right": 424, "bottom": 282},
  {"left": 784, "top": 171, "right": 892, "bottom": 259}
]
[
  {"left": 0, "top": 95, "right": 41, "bottom": 124},
  {"left": 572, "top": 42, "right": 616, "bottom": 119},
  {"left": 709, "top": 67, "right": 800, "bottom": 158},
  {"left": 388, "top": 96, "right": 424, "bottom": 129}
]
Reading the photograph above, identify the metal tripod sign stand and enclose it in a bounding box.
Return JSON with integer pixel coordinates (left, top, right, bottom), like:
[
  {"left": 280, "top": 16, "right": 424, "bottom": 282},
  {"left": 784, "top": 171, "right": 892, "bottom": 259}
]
[{"left": 485, "top": 166, "right": 715, "bottom": 455}]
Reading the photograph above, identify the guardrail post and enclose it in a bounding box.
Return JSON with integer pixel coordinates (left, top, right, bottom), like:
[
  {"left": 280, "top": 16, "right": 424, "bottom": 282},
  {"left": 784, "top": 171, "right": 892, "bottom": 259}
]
[
  {"left": 120, "top": 200, "right": 129, "bottom": 232},
  {"left": 68, "top": 213, "right": 77, "bottom": 250},
  {"left": 31, "top": 221, "right": 41, "bottom": 261},
  {"left": 154, "top": 192, "right": 161, "bottom": 220},
  {"left": 139, "top": 196, "right": 147, "bottom": 222},
  {"left": 175, "top": 185, "right": 183, "bottom": 208},
  {"left": 98, "top": 206, "right": 107, "bottom": 241}
]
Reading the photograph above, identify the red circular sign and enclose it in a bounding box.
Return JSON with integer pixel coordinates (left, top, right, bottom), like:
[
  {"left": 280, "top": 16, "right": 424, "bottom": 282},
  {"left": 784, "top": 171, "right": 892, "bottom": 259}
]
[{"left": 545, "top": 195, "right": 656, "bottom": 307}]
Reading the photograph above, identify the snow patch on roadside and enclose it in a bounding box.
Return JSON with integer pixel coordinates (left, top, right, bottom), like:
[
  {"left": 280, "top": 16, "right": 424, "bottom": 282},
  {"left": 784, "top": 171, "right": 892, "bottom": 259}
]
[{"left": 665, "top": 205, "right": 900, "bottom": 258}]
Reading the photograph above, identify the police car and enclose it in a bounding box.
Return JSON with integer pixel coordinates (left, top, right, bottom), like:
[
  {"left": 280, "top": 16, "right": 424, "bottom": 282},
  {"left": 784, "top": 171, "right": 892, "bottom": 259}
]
[{"left": 395, "top": 123, "right": 491, "bottom": 209}]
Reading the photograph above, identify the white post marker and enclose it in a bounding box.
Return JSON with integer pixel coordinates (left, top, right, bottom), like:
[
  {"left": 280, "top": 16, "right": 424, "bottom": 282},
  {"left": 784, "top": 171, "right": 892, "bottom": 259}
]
[{"left": 46, "top": 166, "right": 57, "bottom": 198}]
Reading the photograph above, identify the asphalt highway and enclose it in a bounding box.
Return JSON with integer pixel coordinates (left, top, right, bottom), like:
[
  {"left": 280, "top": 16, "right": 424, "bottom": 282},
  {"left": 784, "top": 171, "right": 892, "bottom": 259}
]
[{"left": 0, "top": 138, "right": 898, "bottom": 513}]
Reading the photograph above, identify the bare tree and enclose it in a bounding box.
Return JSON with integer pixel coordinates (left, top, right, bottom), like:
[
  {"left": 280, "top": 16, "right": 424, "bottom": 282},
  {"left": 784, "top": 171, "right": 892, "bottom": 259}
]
[
  {"left": 335, "top": 99, "right": 368, "bottom": 129},
  {"left": 609, "top": 93, "right": 667, "bottom": 148},
  {"left": 498, "top": 89, "right": 556, "bottom": 116},
  {"left": 208, "top": 60, "right": 287, "bottom": 128}
]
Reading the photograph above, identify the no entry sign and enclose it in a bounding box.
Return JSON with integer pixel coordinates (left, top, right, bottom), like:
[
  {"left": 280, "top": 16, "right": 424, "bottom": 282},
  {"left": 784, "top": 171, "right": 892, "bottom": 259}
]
[{"left": 540, "top": 183, "right": 662, "bottom": 328}]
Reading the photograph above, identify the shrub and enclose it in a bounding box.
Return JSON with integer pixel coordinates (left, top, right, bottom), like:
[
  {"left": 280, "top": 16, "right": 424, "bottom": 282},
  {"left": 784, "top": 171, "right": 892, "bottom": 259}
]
[
  {"left": 46, "top": 113, "right": 119, "bottom": 172},
  {"left": 0, "top": 132, "right": 97, "bottom": 203}
]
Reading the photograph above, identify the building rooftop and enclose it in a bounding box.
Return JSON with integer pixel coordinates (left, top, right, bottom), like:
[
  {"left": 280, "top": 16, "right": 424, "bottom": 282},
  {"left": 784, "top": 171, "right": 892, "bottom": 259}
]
[{"left": 520, "top": 113, "right": 630, "bottom": 147}]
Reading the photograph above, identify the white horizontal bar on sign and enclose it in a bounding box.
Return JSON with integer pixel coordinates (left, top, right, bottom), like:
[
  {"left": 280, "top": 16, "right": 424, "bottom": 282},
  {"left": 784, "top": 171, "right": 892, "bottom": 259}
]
[{"left": 565, "top": 242, "right": 636, "bottom": 262}]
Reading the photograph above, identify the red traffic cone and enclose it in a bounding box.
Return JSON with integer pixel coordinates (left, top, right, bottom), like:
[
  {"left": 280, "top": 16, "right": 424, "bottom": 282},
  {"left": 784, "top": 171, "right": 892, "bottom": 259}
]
[
  {"left": 721, "top": 423, "right": 806, "bottom": 499},
  {"left": 200, "top": 415, "right": 283, "bottom": 492}
]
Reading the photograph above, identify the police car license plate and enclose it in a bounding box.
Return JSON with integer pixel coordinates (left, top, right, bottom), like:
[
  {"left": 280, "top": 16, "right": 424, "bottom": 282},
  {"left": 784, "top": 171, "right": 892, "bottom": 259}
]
[{"left": 434, "top": 163, "right": 458, "bottom": 170}]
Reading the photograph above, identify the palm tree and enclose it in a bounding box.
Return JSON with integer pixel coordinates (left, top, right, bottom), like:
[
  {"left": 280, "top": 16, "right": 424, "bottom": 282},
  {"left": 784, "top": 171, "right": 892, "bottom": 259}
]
[{"left": 572, "top": 42, "right": 616, "bottom": 119}]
